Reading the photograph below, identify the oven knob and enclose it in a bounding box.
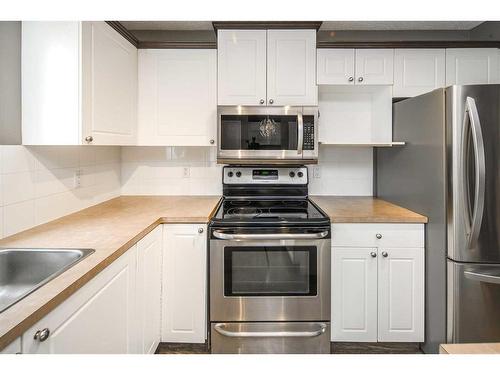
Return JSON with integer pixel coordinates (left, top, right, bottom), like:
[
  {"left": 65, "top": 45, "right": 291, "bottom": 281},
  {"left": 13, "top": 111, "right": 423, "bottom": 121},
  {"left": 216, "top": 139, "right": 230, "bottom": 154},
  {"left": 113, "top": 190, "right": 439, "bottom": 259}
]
[
  {"left": 235, "top": 171, "right": 242, "bottom": 178},
  {"left": 228, "top": 171, "right": 234, "bottom": 178},
  {"left": 297, "top": 171, "right": 304, "bottom": 178},
  {"left": 289, "top": 171, "right": 295, "bottom": 178}
]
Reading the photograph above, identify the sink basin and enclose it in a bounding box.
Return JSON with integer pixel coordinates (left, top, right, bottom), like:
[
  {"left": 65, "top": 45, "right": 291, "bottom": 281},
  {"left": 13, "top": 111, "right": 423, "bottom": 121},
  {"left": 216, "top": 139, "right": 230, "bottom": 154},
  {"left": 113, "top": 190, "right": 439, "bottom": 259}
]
[{"left": 0, "top": 248, "right": 94, "bottom": 313}]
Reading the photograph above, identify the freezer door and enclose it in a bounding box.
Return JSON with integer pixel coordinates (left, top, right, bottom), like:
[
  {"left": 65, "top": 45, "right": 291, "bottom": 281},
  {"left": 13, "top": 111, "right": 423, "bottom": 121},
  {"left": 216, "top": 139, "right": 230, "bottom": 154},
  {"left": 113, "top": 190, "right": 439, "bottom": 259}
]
[
  {"left": 446, "top": 85, "right": 500, "bottom": 263},
  {"left": 447, "top": 260, "right": 500, "bottom": 343}
]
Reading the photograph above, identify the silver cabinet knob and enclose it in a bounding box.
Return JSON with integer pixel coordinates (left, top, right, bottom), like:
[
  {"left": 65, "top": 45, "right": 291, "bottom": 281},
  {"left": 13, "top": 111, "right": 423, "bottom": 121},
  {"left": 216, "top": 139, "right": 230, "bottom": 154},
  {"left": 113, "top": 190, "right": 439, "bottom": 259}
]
[
  {"left": 269, "top": 99, "right": 274, "bottom": 104},
  {"left": 358, "top": 77, "right": 364, "bottom": 82},
  {"left": 209, "top": 139, "right": 215, "bottom": 145},
  {"left": 382, "top": 251, "right": 388, "bottom": 258},
  {"left": 376, "top": 233, "right": 382, "bottom": 239},
  {"left": 85, "top": 136, "right": 93, "bottom": 143},
  {"left": 34, "top": 328, "right": 50, "bottom": 342},
  {"left": 370, "top": 252, "right": 377, "bottom": 258},
  {"left": 259, "top": 99, "right": 265, "bottom": 105},
  {"left": 348, "top": 76, "right": 354, "bottom": 82},
  {"left": 198, "top": 228, "right": 204, "bottom": 234}
]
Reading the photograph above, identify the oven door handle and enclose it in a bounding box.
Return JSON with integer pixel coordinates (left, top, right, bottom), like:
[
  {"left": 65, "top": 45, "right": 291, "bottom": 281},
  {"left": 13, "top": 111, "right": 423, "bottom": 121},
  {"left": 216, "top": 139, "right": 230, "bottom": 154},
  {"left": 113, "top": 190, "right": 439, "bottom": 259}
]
[
  {"left": 212, "top": 230, "right": 329, "bottom": 240},
  {"left": 214, "top": 323, "right": 327, "bottom": 338}
]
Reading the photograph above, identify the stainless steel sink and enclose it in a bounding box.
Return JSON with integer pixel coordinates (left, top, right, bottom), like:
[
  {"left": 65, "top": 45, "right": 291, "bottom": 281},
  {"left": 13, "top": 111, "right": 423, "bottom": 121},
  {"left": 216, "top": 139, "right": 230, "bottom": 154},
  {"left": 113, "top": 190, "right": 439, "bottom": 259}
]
[{"left": 0, "top": 248, "right": 94, "bottom": 313}]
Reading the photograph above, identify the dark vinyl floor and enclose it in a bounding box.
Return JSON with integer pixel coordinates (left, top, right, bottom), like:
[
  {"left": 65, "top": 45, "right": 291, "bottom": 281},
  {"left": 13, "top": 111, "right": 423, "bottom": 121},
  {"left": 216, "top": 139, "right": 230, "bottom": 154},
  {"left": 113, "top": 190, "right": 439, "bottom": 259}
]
[{"left": 155, "top": 342, "right": 423, "bottom": 354}]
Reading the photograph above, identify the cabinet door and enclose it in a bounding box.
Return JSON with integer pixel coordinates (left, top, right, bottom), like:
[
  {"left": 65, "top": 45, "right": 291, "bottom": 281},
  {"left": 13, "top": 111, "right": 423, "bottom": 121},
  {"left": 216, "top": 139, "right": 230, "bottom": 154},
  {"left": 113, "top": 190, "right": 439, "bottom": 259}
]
[
  {"left": 136, "top": 226, "right": 162, "bottom": 354},
  {"left": 393, "top": 49, "right": 445, "bottom": 97},
  {"left": 317, "top": 49, "right": 355, "bottom": 85},
  {"left": 267, "top": 30, "right": 318, "bottom": 105},
  {"left": 217, "top": 30, "right": 267, "bottom": 105},
  {"left": 331, "top": 247, "right": 378, "bottom": 342},
  {"left": 162, "top": 224, "right": 207, "bottom": 343},
  {"left": 446, "top": 48, "right": 499, "bottom": 85},
  {"left": 138, "top": 49, "right": 216, "bottom": 146},
  {"left": 0, "top": 337, "right": 21, "bottom": 354},
  {"left": 22, "top": 246, "right": 138, "bottom": 354},
  {"left": 81, "top": 22, "right": 137, "bottom": 145},
  {"left": 22, "top": 22, "right": 81, "bottom": 145},
  {"left": 355, "top": 49, "right": 394, "bottom": 85},
  {"left": 378, "top": 247, "right": 424, "bottom": 342}
]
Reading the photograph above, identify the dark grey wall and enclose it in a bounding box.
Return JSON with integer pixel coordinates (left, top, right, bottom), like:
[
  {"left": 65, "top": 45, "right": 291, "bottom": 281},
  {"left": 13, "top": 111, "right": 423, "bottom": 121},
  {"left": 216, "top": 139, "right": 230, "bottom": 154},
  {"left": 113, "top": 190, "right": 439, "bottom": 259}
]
[
  {"left": 131, "top": 30, "right": 216, "bottom": 42},
  {"left": 0, "top": 21, "right": 22, "bottom": 145},
  {"left": 317, "top": 30, "right": 472, "bottom": 42}
]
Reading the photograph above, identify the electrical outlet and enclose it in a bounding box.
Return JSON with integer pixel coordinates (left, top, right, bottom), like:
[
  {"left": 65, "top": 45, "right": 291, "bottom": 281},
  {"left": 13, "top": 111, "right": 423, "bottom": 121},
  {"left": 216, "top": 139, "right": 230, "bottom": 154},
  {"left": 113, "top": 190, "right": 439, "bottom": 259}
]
[
  {"left": 183, "top": 167, "right": 190, "bottom": 178},
  {"left": 73, "top": 169, "right": 82, "bottom": 189},
  {"left": 313, "top": 166, "right": 321, "bottom": 179}
]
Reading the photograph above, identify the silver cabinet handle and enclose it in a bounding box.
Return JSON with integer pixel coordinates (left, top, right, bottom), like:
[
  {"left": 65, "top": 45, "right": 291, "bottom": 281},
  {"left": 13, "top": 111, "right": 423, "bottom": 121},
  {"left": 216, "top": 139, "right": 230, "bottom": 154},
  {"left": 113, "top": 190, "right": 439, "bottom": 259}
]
[
  {"left": 461, "top": 97, "right": 485, "bottom": 249},
  {"left": 198, "top": 228, "right": 204, "bottom": 234},
  {"left": 376, "top": 233, "right": 382, "bottom": 239},
  {"left": 34, "top": 328, "right": 50, "bottom": 342},
  {"left": 209, "top": 139, "right": 215, "bottom": 145},
  {"left": 464, "top": 270, "right": 500, "bottom": 285},
  {"left": 259, "top": 99, "right": 265, "bottom": 105},
  {"left": 297, "top": 113, "right": 303, "bottom": 155},
  {"left": 348, "top": 76, "right": 354, "bottom": 82},
  {"left": 84, "top": 136, "right": 93, "bottom": 143},
  {"left": 382, "top": 251, "right": 388, "bottom": 257},
  {"left": 358, "top": 77, "right": 364, "bottom": 82},
  {"left": 269, "top": 99, "right": 274, "bottom": 104},
  {"left": 214, "top": 323, "right": 327, "bottom": 338},
  {"left": 370, "top": 252, "right": 377, "bottom": 258},
  {"left": 212, "top": 230, "right": 329, "bottom": 241}
]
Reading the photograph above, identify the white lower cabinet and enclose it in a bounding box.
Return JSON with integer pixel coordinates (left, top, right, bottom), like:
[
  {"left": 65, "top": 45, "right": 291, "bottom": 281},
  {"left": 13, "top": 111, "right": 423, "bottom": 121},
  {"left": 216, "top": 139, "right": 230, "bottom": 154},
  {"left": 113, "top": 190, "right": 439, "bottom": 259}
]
[
  {"left": 1, "top": 337, "right": 21, "bottom": 354},
  {"left": 331, "top": 224, "right": 425, "bottom": 343},
  {"left": 22, "top": 245, "right": 138, "bottom": 354},
  {"left": 136, "top": 226, "right": 163, "bottom": 354},
  {"left": 162, "top": 224, "right": 207, "bottom": 343}
]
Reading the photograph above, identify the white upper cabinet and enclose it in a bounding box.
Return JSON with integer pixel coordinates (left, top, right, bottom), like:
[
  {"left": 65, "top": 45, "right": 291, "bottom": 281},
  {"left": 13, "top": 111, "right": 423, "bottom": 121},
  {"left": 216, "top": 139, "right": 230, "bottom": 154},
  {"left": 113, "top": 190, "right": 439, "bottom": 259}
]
[
  {"left": 355, "top": 49, "right": 394, "bottom": 85},
  {"left": 217, "top": 30, "right": 267, "bottom": 106},
  {"left": 393, "top": 49, "right": 446, "bottom": 97},
  {"left": 317, "top": 49, "right": 394, "bottom": 85},
  {"left": 217, "top": 29, "right": 317, "bottom": 106},
  {"left": 138, "top": 49, "right": 217, "bottom": 146},
  {"left": 446, "top": 48, "right": 499, "bottom": 85},
  {"left": 22, "top": 21, "right": 137, "bottom": 145},
  {"left": 317, "top": 49, "right": 355, "bottom": 85},
  {"left": 266, "top": 30, "right": 317, "bottom": 106}
]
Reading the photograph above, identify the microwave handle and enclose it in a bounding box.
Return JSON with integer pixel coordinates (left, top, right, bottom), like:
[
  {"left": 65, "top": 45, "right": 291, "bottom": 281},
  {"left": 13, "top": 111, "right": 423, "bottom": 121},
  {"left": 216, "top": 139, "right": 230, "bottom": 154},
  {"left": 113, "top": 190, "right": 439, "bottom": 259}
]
[{"left": 297, "top": 113, "right": 303, "bottom": 155}]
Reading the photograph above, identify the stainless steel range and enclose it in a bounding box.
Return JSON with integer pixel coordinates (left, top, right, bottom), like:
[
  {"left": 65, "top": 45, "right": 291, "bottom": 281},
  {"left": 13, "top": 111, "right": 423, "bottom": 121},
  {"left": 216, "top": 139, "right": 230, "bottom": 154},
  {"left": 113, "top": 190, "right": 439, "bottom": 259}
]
[{"left": 209, "top": 166, "right": 331, "bottom": 354}]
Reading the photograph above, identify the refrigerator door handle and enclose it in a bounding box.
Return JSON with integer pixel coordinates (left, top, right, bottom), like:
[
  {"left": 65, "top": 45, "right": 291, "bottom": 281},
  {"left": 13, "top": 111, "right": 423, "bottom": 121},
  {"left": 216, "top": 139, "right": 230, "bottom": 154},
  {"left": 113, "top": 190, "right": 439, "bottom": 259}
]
[
  {"left": 464, "top": 270, "right": 500, "bottom": 285},
  {"left": 461, "top": 97, "right": 486, "bottom": 249}
]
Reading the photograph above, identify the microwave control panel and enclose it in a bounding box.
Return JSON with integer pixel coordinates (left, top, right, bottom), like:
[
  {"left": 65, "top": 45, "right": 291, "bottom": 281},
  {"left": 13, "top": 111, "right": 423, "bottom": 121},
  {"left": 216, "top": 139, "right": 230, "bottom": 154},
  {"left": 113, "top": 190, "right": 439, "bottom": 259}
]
[{"left": 303, "top": 123, "right": 315, "bottom": 150}]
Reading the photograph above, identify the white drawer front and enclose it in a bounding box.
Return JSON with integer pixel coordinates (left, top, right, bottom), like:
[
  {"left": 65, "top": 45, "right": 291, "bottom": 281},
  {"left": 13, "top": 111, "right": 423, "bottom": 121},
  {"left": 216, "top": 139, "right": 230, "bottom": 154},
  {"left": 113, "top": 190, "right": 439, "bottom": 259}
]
[{"left": 331, "top": 223, "right": 424, "bottom": 248}]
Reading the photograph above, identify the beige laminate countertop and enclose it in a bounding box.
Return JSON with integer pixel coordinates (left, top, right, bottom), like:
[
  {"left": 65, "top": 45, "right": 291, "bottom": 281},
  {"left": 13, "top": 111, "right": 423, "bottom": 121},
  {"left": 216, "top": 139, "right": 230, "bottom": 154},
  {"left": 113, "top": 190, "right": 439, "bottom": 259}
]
[
  {"left": 0, "top": 195, "right": 221, "bottom": 350},
  {"left": 440, "top": 343, "right": 500, "bottom": 354},
  {"left": 310, "top": 196, "right": 428, "bottom": 223}
]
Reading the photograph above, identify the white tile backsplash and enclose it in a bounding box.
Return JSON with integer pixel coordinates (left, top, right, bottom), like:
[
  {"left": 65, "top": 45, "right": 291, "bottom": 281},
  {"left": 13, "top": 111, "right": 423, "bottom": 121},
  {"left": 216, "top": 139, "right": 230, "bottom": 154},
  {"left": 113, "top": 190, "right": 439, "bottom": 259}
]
[
  {"left": 121, "top": 145, "right": 373, "bottom": 197},
  {"left": 0, "top": 145, "right": 121, "bottom": 239}
]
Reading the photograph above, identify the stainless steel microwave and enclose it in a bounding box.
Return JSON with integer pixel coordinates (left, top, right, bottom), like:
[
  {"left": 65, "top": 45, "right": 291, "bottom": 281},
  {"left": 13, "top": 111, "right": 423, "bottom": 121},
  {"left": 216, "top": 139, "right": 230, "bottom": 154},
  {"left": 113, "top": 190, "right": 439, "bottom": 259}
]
[{"left": 217, "top": 106, "right": 319, "bottom": 164}]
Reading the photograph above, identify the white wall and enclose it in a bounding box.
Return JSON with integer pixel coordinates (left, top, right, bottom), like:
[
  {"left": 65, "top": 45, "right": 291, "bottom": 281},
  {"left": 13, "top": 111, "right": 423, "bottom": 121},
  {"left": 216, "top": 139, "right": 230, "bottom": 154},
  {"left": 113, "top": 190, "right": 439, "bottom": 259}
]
[
  {"left": 121, "top": 145, "right": 373, "bottom": 196},
  {"left": 0, "top": 145, "right": 121, "bottom": 239}
]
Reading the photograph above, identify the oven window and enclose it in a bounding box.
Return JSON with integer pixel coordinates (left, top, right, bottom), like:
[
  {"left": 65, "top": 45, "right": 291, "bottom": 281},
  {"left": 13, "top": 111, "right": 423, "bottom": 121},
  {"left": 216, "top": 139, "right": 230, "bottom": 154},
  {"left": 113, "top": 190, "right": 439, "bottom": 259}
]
[
  {"left": 220, "top": 115, "right": 298, "bottom": 150},
  {"left": 224, "top": 246, "right": 317, "bottom": 296}
]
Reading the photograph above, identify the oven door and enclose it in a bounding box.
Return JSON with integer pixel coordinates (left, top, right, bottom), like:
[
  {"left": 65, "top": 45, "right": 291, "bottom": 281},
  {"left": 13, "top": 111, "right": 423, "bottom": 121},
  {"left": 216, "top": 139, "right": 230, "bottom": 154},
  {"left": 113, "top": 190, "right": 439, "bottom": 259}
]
[
  {"left": 209, "top": 228, "right": 330, "bottom": 322},
  {"left": 217, "top": 106, "right": 318, "bottom": 162}
]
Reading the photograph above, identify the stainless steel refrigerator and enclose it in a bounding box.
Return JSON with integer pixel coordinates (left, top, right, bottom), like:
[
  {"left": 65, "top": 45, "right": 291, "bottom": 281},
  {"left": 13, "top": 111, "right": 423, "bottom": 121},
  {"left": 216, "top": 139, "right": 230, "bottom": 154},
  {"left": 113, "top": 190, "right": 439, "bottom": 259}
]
[{"left": 376, "top": 85, "right": 500, "bottom": 354}]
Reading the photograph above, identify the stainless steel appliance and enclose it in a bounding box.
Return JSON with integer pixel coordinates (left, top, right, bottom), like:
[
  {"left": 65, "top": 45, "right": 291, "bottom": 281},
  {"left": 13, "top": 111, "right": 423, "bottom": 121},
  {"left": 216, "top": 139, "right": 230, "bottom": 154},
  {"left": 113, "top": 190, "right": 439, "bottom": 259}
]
[
  {"left": 217, "top": 106, "right": 318, "bottom": 164},
  {"left": 209, "top": 166, "right": 331, "bottom": 354},
  {"left": 376, "top": 85, "right": 500, "bottom": 353}
]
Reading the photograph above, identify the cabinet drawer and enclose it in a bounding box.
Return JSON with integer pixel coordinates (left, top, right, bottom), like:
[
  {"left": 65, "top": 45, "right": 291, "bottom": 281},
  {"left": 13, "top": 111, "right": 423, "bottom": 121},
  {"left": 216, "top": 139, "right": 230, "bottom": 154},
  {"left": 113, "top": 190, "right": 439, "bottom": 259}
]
[{"left": 331, "top": 223, "right": 424, "bottom": 248}]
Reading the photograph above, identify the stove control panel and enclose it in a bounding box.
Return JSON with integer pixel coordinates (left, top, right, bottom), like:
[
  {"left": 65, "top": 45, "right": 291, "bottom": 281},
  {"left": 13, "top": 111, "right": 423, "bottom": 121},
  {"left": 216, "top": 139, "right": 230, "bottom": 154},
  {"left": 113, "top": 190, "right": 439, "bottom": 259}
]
[{"left": 223, "top": 167, "right": 308, "bottom": 184}]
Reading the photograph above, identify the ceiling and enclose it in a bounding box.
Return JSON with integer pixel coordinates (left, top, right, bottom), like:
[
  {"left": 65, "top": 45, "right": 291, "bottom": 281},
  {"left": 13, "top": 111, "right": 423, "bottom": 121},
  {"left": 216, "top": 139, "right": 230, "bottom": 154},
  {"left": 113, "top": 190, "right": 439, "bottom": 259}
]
[{"left": 121, "top": 21, "right": 484, "bottom": 31}]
